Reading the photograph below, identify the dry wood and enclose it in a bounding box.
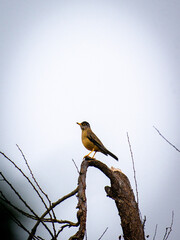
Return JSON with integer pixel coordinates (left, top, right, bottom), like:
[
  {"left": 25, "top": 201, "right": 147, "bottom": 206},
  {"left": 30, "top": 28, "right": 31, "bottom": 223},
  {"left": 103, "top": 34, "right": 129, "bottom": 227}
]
[{"left": 70, "top": 157, "right": 145, "bottom": 240}]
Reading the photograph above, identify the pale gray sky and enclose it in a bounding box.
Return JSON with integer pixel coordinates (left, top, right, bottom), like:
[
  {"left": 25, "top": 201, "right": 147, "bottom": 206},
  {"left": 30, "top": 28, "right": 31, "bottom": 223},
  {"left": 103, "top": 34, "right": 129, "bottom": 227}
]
[{"left": 0, "top": 1, "right": 180, "bottom": 239}]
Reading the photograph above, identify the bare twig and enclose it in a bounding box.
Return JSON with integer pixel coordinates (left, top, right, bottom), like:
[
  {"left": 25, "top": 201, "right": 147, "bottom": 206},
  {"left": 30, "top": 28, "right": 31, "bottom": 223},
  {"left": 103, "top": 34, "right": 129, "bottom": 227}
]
[
  {"left": 72, "top": 158, "right": 80, "bottom": 174},
  {"left": 153, "top": 126, "right": 180, "bottom": 153},
  {"left": 55, "top": 220, "right": 79, "bottom": 238},
  {"left": 0, "top": 152, "right": 55, "bottom": 239},
  {"left": 55, "top": 223, "right": 74, "bottom": 238},
  {"left": 42, "top": 218, "right": 78, "bottom": 226},
  {"left": 51, "top": 187, "right": 78, "bottom": 208},
  {"left": 153, "top": 224, "right": 158, "bottom": 240},
  {"left": 98, "top": 227, "right": 108, "bottom": 240},
  {"left": 0, "top": 152, "right": 48, "bottom": 209},
  {"left": 28, "top": 187, "right": 78, "bottom": 240},
  {"left": 163, "top": 211, "right": 174, "bottom": 240},
  {"left": 0, "top": 172, "right": 37, "bottom": 217},
  {"left": 16, "top": 145, "right": 50, "bottom": 201},
  {"left": 126, "top": 133, "right": 139, "bottom": 206},
  {"left": 0, "top": 172, "right": 54, "bottom": 238},
  {"left": 16, "top": 145, "right": 57, "bottom": 236},
  {"left": 0, "top": 191, "right": 36, "bottom": 220}
]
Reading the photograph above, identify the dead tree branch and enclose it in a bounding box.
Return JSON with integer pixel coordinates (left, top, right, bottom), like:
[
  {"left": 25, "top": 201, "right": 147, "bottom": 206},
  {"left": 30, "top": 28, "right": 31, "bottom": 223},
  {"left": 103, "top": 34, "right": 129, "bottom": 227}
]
[
  {"left": 69, "top": 157, "right": 145, "bottom": 240},
  {"left": 1, "top": 150, "right": 145, "bottom": 240},
  {"left": 0, "top": 150, "right": 79, "bottom": 240}
]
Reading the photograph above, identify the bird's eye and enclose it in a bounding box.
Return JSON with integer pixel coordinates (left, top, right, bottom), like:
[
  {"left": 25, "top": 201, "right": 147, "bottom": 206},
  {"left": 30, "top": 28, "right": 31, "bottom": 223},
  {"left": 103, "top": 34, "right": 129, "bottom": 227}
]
[{"left": 82, "top": 121, "right": 88, "bottom": 126}]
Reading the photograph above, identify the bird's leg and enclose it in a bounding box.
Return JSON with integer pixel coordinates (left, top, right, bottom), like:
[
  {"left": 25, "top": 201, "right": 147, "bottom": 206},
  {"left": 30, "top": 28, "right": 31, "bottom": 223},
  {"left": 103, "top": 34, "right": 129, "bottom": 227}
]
[
  {"left": 92, "top": 151, "right": 96, "bottom": 158},
  {"left": 84, "top": 149, "right": 95, "bottom": 159}
]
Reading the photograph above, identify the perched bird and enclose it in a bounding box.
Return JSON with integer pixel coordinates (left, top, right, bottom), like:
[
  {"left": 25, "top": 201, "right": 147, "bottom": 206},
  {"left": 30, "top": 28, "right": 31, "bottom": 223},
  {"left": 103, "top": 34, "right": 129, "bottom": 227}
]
[{"left": 77, "top": 121, "right": 118, "bottom": 161}]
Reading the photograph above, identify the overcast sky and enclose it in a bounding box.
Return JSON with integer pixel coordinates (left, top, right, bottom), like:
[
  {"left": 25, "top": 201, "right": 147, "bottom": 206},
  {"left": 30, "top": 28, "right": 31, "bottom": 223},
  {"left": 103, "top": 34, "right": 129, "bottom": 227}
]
[{"left": 0, "top": 0, "right": 180, "bottom": 239}]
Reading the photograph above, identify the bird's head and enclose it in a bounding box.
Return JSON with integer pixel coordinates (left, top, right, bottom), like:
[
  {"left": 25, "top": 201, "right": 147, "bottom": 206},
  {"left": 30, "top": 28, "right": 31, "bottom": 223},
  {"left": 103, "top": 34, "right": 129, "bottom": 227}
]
[{"left": 77, "top": 121, "right": 90, "bottom": 130}]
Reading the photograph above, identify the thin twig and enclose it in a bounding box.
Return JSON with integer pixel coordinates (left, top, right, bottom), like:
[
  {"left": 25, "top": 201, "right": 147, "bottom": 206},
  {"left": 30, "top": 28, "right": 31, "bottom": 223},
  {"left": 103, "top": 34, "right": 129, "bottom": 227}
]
[
  {"left": 0, "top": 173, "right": 37, "bottom": 217},
  {"left": 72, "top": 159, "right": 80, "bottom": 174},
  {"left": 153, "top": 126, "right": 180, "bottom": 153},
  {"left": 97, "top": 227, "right": 108, "bottom": 240},
  {"left": 0, "top": 175, "right": 53, "bottom": 238},
  {"left": 0, "top": 152, "right": 54, "bottom": 238},
  {"left": 56, "top": 223, "right": 73, "bottom": 238},
  {"left": 55, "top": 220, "right": 79, "bottom": 239},
  {"left": 16, "top": 145, "right": 49, "bottom": 199},
  {"left": 51, "top": 187, "right": 78, "bottom": 208},
  {"left": 28, "top": 187, "right": 78, "bottom": 240},
  {"left": 163, "top": 211, "right": 174, "bottom": 240},
  {"left": 153, "top": 224, "right": 158, "bottom": 240},
  {"left": 42, "top": 218, "right": 78, "bottom": 226},
  {"left": 0, "top": 152, "right": 48, "bottom": 208},
  {"left": 0, "top": 191, "right": 36, "bottom": 220},
  {"left": 16, "top": 145, "right": 57, "bottom": 236},
  {"left": 126, "top": 133, "right": 139, "bottom": 206}
]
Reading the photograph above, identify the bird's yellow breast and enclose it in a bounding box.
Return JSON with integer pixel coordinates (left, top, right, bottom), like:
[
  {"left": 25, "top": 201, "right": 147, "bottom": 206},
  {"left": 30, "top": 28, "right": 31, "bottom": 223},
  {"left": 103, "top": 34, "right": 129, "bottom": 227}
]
[{"left": 81, "top": 129, "right": 99, "bottom": 151}]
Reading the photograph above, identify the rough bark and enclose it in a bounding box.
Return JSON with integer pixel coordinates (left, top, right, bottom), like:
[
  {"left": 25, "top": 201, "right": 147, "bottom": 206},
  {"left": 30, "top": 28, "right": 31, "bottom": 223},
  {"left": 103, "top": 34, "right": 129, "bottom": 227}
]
[
  {"left": 105, "top": 168, "right": 145, "bottom": 240},
  {"left": 69, "top": 161, "right": 88, "bottom": 240},
  {"left": 70, "top": 157, "right": 145, "bottom": 240}
]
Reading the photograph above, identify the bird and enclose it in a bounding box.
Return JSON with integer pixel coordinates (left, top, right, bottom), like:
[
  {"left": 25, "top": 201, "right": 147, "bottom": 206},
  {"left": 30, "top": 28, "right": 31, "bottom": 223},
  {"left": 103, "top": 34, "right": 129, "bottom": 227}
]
[{"left": 77, "top": 121, "right": 118, "bottom": 161}]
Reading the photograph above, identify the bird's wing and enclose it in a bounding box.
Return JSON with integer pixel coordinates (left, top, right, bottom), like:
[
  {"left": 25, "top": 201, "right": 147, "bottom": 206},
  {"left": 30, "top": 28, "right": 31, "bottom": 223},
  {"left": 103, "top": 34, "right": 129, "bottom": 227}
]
[
  {"left": 87, "top": 132, "right": 108, "bottom": 155},
  {"left": 88, "top": 131, "right": 118, "bottom": 161}
]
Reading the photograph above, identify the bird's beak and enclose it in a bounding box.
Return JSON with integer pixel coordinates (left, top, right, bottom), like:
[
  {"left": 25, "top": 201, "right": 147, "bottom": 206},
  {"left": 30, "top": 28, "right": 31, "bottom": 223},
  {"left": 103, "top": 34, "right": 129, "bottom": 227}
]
[{"left": 76, "top": 122, "right": 81, "bottom": 126}]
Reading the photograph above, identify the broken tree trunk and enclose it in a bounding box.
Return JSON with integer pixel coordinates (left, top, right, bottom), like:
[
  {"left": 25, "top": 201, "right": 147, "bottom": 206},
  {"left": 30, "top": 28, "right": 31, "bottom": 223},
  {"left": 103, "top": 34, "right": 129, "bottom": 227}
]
[{"left": 70, "top": 157, "right": 145, "bottom": 240}]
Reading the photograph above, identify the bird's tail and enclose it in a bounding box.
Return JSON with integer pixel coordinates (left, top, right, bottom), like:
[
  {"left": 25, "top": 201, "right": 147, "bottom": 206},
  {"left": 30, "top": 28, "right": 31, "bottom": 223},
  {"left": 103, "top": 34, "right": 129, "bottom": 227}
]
[{"left": 106, "top": 149, "right": 118, "bottom": 161}]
